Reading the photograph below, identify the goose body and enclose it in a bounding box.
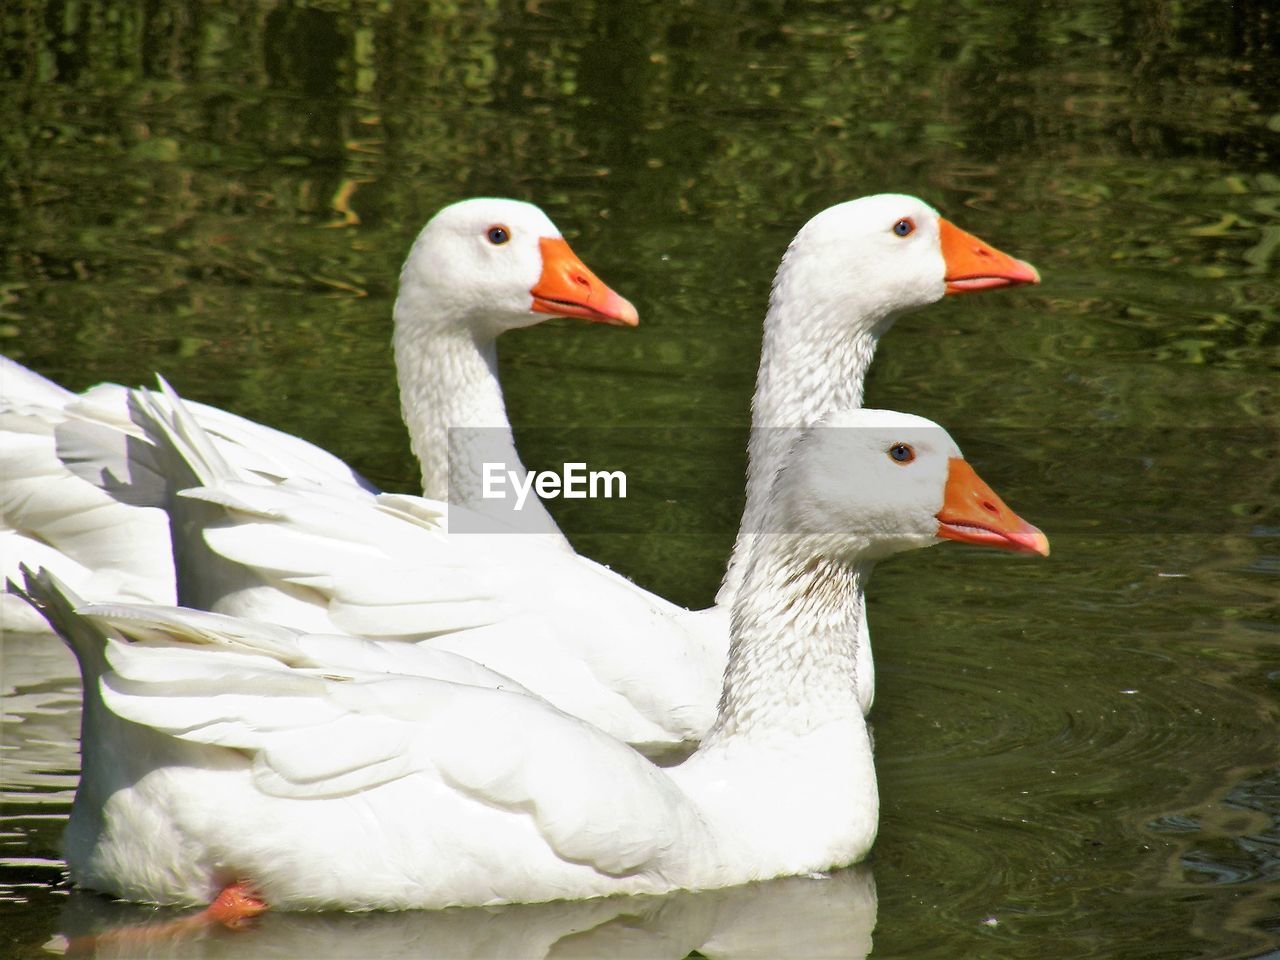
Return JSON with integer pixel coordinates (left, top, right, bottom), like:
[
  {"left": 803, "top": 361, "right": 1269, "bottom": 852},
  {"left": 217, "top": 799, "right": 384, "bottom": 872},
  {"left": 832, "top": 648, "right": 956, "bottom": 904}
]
[
  {"left": 22, "top": 408, "right": 1048, "bottom": 910},
  {"left": 0, "top": 357, "right": 371, "bottom": 631}
]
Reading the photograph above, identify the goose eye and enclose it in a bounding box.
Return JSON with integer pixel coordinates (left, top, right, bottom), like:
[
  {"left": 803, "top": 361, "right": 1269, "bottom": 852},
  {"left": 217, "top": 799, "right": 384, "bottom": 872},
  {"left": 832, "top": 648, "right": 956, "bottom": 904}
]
[
  {"left": 486, "top": 225, "right": 510, "bottom": 245},
  {"left": 888, "top": 442, "right": 915, "bottom": 464},
  {"left": 892, "top": 218, "right": 914, "bottom": 237}
]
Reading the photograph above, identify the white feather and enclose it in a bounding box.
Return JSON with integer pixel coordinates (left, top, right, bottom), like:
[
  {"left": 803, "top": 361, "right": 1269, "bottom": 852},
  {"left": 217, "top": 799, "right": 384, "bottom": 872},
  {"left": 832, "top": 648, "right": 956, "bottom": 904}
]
[{"left": 16, "top": 408, "right": 1040, "bottom": 910}]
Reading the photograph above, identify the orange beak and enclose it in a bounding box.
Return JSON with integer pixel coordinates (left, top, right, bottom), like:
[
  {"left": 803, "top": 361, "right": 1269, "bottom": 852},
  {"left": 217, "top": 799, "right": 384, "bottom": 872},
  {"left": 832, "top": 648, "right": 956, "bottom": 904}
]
[
  {"left": 939, "top": 219, "right": 1040, "bottom": 295},
  {"left": 530, "top": 237, "right": 639, "bottom": 327},
  {"left": 936, "top": 458, "right": 1049, "bottom": 557}
]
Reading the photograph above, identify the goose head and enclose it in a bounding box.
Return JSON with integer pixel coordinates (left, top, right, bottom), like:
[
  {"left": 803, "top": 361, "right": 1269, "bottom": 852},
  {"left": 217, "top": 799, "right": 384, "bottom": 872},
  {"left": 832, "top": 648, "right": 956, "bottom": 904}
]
[
  {"left": 396, "top": 198, "right": 638, "bottom": 340},
  {"left": 771, "top": 193, "right": 1039, "bottom": 338},
  {"left": 772, "top": 408, "right": 1049, "bottom": 564}
]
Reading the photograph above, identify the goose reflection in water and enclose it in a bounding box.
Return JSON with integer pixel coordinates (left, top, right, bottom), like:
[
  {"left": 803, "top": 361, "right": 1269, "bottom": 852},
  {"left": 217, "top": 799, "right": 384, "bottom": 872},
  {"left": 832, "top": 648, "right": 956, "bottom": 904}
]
[{"left": 51, "top": 866, "right": 875, "bottom": 960}]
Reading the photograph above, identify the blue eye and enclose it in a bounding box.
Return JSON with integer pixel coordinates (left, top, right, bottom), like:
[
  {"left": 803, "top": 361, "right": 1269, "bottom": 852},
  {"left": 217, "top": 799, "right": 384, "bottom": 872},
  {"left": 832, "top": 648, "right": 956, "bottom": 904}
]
[
  {"left": 888, "top": 443, "right": 915, "bottom": 463},
  {"left": 893, "top": 218, "right": 914, "bottom": 237},
  {"left": 486, "top": 226, "right": 510, "bottom": 245}
]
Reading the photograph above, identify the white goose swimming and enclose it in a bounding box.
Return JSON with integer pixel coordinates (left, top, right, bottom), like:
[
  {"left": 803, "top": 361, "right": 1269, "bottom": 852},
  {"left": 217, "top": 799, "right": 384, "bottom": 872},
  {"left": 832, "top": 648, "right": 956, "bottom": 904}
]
[
  {"left": 142, "top": 194, "right": 1038, "bottom": 749},
  {"left": 20, "top": 408, "right": 1048, "bottom": 911},
  {"left": 0, "top": 199, "right": 636, "bottom": 630}
]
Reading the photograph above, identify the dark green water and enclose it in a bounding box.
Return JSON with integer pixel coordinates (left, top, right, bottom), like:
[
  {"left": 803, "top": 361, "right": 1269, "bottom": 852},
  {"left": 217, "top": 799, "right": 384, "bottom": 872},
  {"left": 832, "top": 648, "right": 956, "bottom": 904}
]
[{"left": 1, "top": 1, "right": 1277, "bottom": 957}]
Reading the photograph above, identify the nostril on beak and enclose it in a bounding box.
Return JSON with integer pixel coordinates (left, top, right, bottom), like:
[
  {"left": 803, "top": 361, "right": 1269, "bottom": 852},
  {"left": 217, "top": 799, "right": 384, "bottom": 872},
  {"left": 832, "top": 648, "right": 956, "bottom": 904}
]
[
  {"left": 981, "top": 499, "right": 998, "bottom": 515},
  {"left": 574, "top": 274, "right": 590, "bottom": 287}
]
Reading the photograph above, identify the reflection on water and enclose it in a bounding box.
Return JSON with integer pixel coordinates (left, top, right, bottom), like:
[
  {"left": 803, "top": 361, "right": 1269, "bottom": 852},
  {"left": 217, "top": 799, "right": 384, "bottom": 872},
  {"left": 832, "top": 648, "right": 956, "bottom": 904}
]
[
  {"left": 1, "top": 1, "right": 1278, "bottom": 958},
  {"left": 46, "top": 867, "right": 874, "bottom": 959}
]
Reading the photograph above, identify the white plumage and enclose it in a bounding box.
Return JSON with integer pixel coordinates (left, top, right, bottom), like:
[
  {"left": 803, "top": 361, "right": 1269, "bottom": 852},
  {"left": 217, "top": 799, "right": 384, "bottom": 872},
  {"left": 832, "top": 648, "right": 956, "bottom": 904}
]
[
  {"left": 21, "top": 408, "right": 1047, "bottom": 910},
  {"left": 2, "top": 195, "right": 1038, "bottom": 747}
]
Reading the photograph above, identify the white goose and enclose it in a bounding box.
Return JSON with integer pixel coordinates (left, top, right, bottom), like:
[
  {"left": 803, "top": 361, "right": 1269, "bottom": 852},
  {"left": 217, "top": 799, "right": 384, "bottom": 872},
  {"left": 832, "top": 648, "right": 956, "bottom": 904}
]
[
  {"left": 0, "top": 199, "right": 636, "bottom": 630},
  {"left": 145, "top": 194, "right": 1038, "bottom": 750},
  {"left": 20, "top": 408, "right": 1048, "bottom": 912}
]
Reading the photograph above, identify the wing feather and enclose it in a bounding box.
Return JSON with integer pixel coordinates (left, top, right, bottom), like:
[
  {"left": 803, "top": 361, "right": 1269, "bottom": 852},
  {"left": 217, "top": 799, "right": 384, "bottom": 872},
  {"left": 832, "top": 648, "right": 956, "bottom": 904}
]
[{"left": 79, "top": 600, "right": 701, "bottom": 875}]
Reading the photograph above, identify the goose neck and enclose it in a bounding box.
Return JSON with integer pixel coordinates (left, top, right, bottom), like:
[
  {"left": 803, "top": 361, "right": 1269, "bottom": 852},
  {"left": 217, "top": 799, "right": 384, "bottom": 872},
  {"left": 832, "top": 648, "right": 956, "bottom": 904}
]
[
  {"left": 705, "top": 546, "right": 869, "bottom": 746},
  {"left": 718, "top": 286, "right": 888, "bottom": 604},
  {"left": 394, "top": 318, "right": 513, "bottom": 502},
  {"left": 674, "top": 547, "right": 878, "bottom": 879}
]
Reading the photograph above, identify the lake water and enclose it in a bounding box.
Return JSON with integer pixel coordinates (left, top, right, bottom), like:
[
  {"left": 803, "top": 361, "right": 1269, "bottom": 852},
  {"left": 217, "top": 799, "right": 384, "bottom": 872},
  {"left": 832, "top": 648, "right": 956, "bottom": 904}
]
[{"left": 1, "top": 1, "right": 1277, "bottom": 957}]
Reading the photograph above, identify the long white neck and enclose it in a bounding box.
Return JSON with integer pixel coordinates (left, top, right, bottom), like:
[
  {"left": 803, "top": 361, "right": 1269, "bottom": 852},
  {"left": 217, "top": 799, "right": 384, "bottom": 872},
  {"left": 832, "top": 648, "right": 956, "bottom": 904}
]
[
  {"left": 673, "top": 542, "right": 878, "bottom": 878},
  {"left": 717, "top": 256, "right": 895, "bottom": 604},
  {"left": 711, "top": 550, "right": 867, "bottom": 743},
  {"left": 393, "top": 291, "right": 564, "bottom": 539}
]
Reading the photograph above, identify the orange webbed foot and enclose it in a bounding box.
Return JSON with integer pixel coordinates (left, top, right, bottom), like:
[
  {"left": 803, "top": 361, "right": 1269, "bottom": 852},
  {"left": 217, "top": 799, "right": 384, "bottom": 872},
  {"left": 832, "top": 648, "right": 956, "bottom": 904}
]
[
  {"left": 201, "top": 881, "right": 268, "bottom": 930},
  {"left": 63, "top": 881, "right": 268, "bottom": 955}
]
